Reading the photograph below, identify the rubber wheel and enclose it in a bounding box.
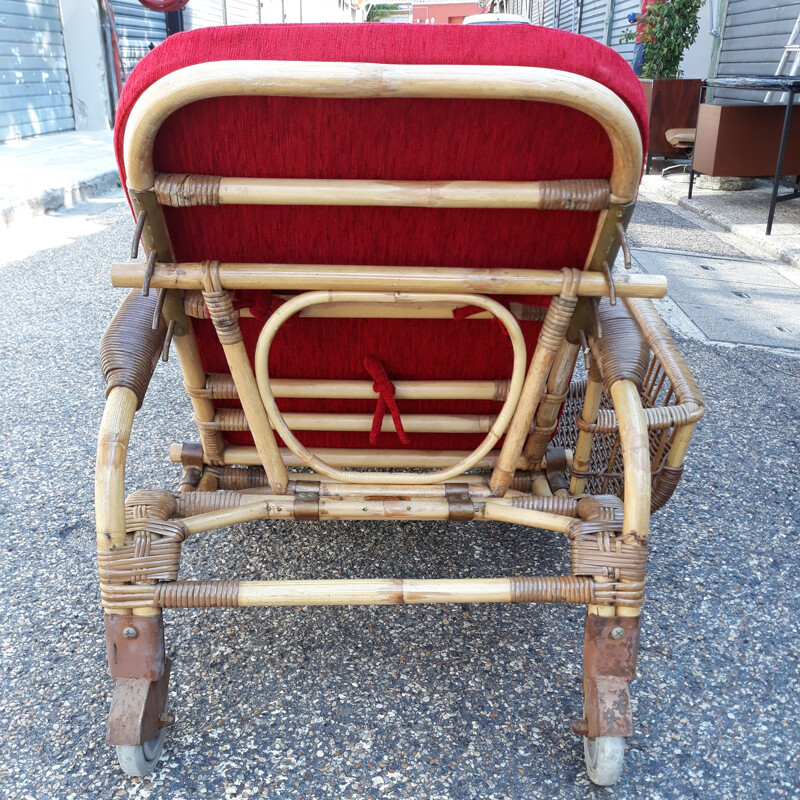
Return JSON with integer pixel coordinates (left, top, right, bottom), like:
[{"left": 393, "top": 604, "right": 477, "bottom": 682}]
[
  {"left": 116, "top": 729, "right": 166, "bottom": 777},
  {"left": 583, "top": 735, "right": 625, "bottom": 786}
]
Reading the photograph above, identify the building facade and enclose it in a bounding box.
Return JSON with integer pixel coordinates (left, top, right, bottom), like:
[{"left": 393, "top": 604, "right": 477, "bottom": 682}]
[{"left": 0, "top": 0, "right": 364, "bottom": 142}]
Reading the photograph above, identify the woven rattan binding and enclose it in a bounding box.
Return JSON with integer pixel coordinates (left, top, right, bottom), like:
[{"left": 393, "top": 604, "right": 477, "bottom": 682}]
[
  {"left": 154, "top": 173, "right": 221, "bottom": 207},
  {"left": 590, "top": 298, "right": 650, "bottom": 391},
  {"left": 98, "top": 290, "right": 167, "bottom": 408}
]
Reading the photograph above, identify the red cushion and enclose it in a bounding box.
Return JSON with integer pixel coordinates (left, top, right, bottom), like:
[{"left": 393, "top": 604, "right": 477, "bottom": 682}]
[{"left": 114, "top": 24, "right": 646, "bottom": 452}]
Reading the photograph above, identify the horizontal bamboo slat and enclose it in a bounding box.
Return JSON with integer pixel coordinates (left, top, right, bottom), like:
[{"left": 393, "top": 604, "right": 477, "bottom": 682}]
[
  {"left": 211, "top": 409, "right": 507, "bottom": 434},
  {"left": 169, "top": 443, "right": 528, "bottom": 470},
  {"left": 154, "top": 174, "right": 611, "bottom": 210},
  {"left": 237, "top": 578, "right": 511, "bottom": 606},
  {"left": 191, "top": 375, "right": 508, "bottom": 402},
  {"left": 111, "top": 262, "right": 667, "bottom": 298}
]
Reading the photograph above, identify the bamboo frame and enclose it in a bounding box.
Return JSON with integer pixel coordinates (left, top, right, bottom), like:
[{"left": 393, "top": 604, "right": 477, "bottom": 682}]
[
  {"left": 211, "top": 409, "right": 510, "bottom": 434},
  {"left": 96, "top": 387, "right": 137, "bottom": 617},
  {"left": 608, "top": 379, "right": 650, "bottom": 619},
  {"left": 236, "top": 579, "right": 510, "bottom": 607},
  {"left": 122, "top": 61, "right": 642, "bottom": 201},
  {"left": 523, "top": 339, "right": 581, "bottom": 468},
  {"left": 569, "top": 370, "right": 604, "bottom": 496},
  {"left": 490, "top": 276, "right": 578, "bottom": 493},
  {"left": 194, "top": 375, "right": 509, "bottom": 402},
  {"left": 154, "top": 174, "right": 613, "bottom": 210},
  {"left": 254, "top": 291, "right": 526, "bottom": 484},
  {"left": 111, "top": 261, "right": 667, "bottom": 298},
  {"left": 169, "top": 443, "right": 529, "bottom": 470}
]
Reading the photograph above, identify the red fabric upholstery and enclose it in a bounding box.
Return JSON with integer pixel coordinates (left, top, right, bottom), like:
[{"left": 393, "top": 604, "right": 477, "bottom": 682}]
[{"left": 115, "top": 24, "right": 646, "bottom": 452}]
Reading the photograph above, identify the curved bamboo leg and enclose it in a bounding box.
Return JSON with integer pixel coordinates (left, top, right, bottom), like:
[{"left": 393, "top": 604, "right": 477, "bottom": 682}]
[
  {"left": 579, "top": 379, "right": 649, "bottom": 742},
  {"left": 97, "top": 387, "right": 170, "bottom": 749}
]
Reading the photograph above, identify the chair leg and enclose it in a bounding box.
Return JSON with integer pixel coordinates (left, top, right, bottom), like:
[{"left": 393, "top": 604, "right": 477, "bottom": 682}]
[
  {"left": 104, "top": 613, "right": 172, "bottom": 750},
  {"left": 575, "top": 613, "right": 640, "bottom": 739}
]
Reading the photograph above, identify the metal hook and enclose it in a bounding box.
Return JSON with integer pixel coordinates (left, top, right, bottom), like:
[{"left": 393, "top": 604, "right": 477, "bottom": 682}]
[
  {"left": 602, "top": 261, "right": 617, "bottom": 306},
  {"left": 142, "top": 251, "right": 156, "bottom": 297},
  {"left": 616, "top": 222, "right": 631, "bottom": 270},
  {"left": 131, "top": 209, "right": 147, "bottom": 259},
  {"left": 161, "top": 319, "right": 177, "bottom": 362},
  {"left": 590, "top": 297, "right": 603, "bottom": 339},
  {"left": 579, "top": 329, "right": 591, "bottom": 370},
  {"left": 152, "top": 288, "right": 167, "bottom": 331}
]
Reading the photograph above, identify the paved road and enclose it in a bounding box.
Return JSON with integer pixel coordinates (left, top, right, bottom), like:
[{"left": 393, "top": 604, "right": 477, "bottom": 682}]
[{"left": 0, "top": 197, "right": 798, "bottom": 799}]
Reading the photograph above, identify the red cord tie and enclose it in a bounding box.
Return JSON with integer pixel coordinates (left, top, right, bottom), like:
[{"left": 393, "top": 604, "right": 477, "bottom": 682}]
[
  {"left": 452, "top": 305, "right": 510, "bottom": 336},
  {"left": 364, "top": 356, "right": 410, "bottom": 446}
]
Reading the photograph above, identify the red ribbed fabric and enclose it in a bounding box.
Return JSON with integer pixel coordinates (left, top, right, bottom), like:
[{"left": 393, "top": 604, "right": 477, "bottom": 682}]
[{"left": 115, "top": 24, "right": 646, "bottom": 451}]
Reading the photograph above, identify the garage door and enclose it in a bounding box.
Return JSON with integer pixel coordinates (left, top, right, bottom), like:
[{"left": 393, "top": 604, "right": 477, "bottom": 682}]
[
  {"left": 183, "top": 0, "right": 261, "bottom": 29},
  {"left": 110, "top": 0, "right": 168, "bottom": 82},
  {"left": 0, "top": 0, "right": 74, "bottom": 142}
]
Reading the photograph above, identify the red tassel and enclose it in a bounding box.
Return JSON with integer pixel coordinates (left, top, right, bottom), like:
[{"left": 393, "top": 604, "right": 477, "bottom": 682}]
[{"left": 363, "top": 356, "right": 410, "bottom": 446}]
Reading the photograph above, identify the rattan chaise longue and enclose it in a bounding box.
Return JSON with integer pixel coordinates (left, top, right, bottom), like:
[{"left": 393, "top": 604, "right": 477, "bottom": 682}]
[{"left": 96, "top": 24, "right": 704, "bottom": 785}]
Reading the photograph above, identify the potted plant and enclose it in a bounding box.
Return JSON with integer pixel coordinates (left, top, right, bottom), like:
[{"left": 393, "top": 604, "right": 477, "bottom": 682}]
[{"left": 623, "top": 0, "right": 705, "bottom": 171}]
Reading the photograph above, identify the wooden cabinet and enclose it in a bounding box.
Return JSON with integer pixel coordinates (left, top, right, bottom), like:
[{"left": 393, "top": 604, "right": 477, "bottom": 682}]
[
  {"left": 692, "top": 102, "right": 800, "bottom": 177},
  {"left": 640, "top": 78, "right": 702, "bottom": 172}
]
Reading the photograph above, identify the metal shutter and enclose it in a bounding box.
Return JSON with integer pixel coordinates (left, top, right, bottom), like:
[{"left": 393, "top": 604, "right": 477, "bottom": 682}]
[
  {"left": 225, "top": 0, "right": 260, "bottom": 24},
  {"left": 715, "top": 0, "right": 800, "bottom": 103},
  {"left": 183, "top": 0, "right": 261, "bottom": 29},
  {"left": 607, "top": 0, "right": 637, "bottom": 63},
  {"left": 578, "top": 0, "right": 606, "bottom": 40},
  {"left": 110, "top": 0, "right": 167, "bottom": 83},
  {"left": 0, "top": 0, "right": 74, "bottom": 141},
  {"left": 183, "top": 0, "right": 225, "bottom": 28}
]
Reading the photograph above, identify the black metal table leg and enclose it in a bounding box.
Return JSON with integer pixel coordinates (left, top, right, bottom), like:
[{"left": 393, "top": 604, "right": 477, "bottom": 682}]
[
  {"left": 687, "top": 84, "right": 705, "bottom": 200},
  {"left": 767, "top": 89, "right": 796, "bottom": 236}
]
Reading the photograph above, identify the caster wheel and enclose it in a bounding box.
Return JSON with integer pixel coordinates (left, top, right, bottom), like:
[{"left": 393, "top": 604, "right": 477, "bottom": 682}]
[
  {"left": 583, "top": 735, "right": 625, "bottom": 786},
  {"left": 116, "top": 729, "right": 166, "bottom": 777}
]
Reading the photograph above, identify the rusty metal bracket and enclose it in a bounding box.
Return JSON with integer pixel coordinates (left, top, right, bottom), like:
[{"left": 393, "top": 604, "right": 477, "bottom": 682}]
[
  {"left": 616, "top": 222, "right": 632, "bottom": 270},
  {"left": 567, "top": 202, "right": 635, "bottom": 344},
  {"left": 577, "top": 614, "right": 641, "bottom": 739},
  {"left": 545, "top": 447, "right": 570, "bottom": 494},
  {"left": 294, "top": 492, "right": 321, "bottom": 521},
  {"left": 178, "top": 441, "right": 204, "bottom": 491},
  {"left": 106, "top": 660, "right": 172, "bottom": 747},
  {"left": 445, "top": 483, "right": 474, "bottom": 521},
  {"left": 105, "top": 614, "right": 165, "bottom": 682}
]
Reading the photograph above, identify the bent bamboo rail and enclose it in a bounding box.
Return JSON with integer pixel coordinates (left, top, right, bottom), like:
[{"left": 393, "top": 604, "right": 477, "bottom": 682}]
[
  {"left": 122, "top": 61, "right": 642, "bottom": 203},
  {"left": 254, "top": 291, "right": 525, "bottom": 484}
]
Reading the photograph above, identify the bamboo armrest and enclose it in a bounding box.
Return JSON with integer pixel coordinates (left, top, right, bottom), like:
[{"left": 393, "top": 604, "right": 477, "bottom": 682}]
[{"left": 99, "top": 290, "right": 167, "bottom": 409}]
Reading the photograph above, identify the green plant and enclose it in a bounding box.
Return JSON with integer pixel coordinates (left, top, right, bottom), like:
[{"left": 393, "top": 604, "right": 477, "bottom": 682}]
[
  {"left": 642, "top": 0, "right": 704, "bottom": 79},
  {"left": 366, "top": 3, "right": 402, "bottom": 21}
]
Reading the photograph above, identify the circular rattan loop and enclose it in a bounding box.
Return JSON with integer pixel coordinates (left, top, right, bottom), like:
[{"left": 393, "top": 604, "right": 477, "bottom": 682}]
[{"left": 254, "top": 291, "right": 526, "bottom": 485}]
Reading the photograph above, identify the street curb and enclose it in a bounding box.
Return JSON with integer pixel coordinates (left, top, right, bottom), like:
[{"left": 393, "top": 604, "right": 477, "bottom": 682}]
[
  {"left": 1, "top": 170, "right": 121, "bottom": 229},
  {"left": 644, "top": 179, "right": 800, "bottom": 270}
]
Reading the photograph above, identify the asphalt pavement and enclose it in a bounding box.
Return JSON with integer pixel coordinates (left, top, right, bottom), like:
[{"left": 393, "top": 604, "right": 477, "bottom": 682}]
[{"left": 0, "top": 196, "right": 798, "bottom": 799}]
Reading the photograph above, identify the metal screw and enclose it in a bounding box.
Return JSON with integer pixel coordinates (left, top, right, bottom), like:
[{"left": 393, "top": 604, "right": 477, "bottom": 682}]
[
  {"left": 610, "top": 626, "right": 626, "bottom": 640},
  {"left": 122, "top": 626, "right": 139, "bottom": 640}
]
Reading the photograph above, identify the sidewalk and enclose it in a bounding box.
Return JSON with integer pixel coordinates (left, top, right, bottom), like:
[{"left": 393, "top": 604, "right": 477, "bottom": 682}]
[
  {"left": 0, "top": 130, "right": 118, "bottom": 229},
  {"left": 641, "top": 169, "right": 800, "bottom": 269}
]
